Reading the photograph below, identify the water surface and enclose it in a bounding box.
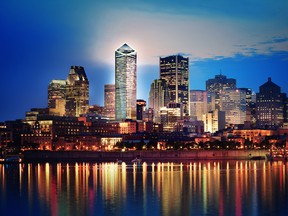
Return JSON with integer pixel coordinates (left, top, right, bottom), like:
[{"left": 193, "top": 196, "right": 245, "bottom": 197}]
[{"left": 0, "top": 161, "right": 287, "bottom": 216}]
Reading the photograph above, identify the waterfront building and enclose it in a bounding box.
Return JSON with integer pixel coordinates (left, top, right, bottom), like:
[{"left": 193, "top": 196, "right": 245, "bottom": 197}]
[
  {"left": 160, "top": 55, "right": 190, "bottom": 116},
  {"left": 104, "top": 84, "right": 115, "bottom": 120},
  {"left": 256, "top": 77, "right": 286, "bottom": 128},
  {"left": 206, "top": 74, "right": 236, "bottom": 110},
  {"left": 232, "top": 129, "right": 277, "bottom": 142},
  {"left": 219, "top": 89, "right": 247, "bottom": 125},
  {"left": 136, "top": 99, "right": 146, "bottom": 121},
  {"left": 48, "top": 80, "right": 66, "bottom": 116},
  {"left": 190, "top": 90, "right": 207, "bottom": 121},
  {"left": 148, "top": 79, "right": 169, "bottom": 123},
  {"left": 65, "top": 66, "right": 89, "bottom": 117},
  {"left": 115, "top": 43, "right": 137, "bottom": 121},
  {"left": 202, "top": 110, "right": 225, "bottom": 133}
]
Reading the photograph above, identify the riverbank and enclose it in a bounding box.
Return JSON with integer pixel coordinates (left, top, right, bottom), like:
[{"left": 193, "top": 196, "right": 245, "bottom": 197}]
[{"left": 22, "top": 149, "right": 268, "bottom": 162}]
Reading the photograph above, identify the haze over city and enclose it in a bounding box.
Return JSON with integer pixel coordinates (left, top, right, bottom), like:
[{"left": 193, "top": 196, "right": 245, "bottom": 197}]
[{"left": 1, "top": 0, "right": 288, "bottom": 121}]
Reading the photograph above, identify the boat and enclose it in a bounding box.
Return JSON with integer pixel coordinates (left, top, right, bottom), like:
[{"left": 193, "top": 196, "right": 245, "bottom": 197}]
[
  {"left": 116, "top": 159, "right": 123, "bottom": 164},
  {"left": 0, "top": 155, "right": 22, "bottom": 163},
  {"left": 131, "top": 157, "right": 142, "bottom": 163},
  {"left": 250, "top": 156, "right": 265, "bottom": 160},
  {"left": 266, "top": 148, "right": 288, "bottom": 161}
]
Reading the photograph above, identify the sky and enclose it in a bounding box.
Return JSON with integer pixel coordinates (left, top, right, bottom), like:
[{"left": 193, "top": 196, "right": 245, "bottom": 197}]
[{"left": 0, "top": 0, "right": 288, "bottom": 121}]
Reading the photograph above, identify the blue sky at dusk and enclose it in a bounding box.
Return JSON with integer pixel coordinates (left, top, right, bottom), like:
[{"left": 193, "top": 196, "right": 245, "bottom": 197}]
[{"left": 0, "top": 0, "right": 287, "bottom": 121}]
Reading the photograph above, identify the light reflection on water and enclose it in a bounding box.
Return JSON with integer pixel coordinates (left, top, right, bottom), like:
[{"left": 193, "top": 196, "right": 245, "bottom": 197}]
[{"left": 0, "top": 161, "right": 288, "bottom": 216}]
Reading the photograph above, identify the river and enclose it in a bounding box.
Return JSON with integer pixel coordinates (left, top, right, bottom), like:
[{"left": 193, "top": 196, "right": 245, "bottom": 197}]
[{"left": 0, "top": 161, "right": 287, "bottom": 216}]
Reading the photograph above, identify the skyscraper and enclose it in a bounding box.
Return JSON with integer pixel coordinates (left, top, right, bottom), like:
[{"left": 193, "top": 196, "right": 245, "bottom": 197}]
[
  {"left": 219, "top": 89, "right": 246, "bottom": 125},
  {"left": 48, "top": 80, "right": 66, "bottom": 116},
  {"left": 148, "top": 79, "right": 169, "bottom": 123},
  {"left": 256, "top": 77, "right": 286, "bottom": 128},
  {"left": 206, "top": 74, "right": 236, "bottom": 110},
  {"left": 115, "top": 43, "right": 137, "bottom": 121},
  {"left": 202, "top": 110, "right": 226, "bottom": 133},
  {"left": 160, "top": 55, "right": 190, "bottom": 116},
  {"left": 65, "top": 66, "right": 89, "bottom": 117},
  {"left": 104, "top": 84, "right": 115, "bottom": 120},
  {"left": 190, "top": 90, "right": 208, "bottom": 121}
]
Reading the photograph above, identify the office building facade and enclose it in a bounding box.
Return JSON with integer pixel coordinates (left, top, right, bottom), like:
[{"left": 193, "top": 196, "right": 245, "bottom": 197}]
[
  {"left": 136, "top": 99, "right": 146, "bottom": 121},
  {"left": 256, "top": 78, "right": 286, "bottom": 128},
  {"left": 202, "top": 110, "right": 226, "bottom": 133},
  {"left": 104, "top": 84, "right": 115, "bottom": 120},
  {"left": 219, "top": 89, "right": 246, "bottom": 125},
  {"left": 190, "top": 90, "right": 208, "bottom": 121},
  {"left": 65, "top": 66, "right": 89, "bottom": 117},
  {"left": 48, "top": 80, "right": 66, "bottom": 116},
  {"left": 115, "top": 43, "right": 137, "bottom": 120},
  {"left": 160, "top": 55, "right": 190, "bottom": 116},
  {"left": 148, "top": 79, "right": 170, "bottom": 123},
  {"left": 206, "top": 74, "right": 236, "bottom": 110}
]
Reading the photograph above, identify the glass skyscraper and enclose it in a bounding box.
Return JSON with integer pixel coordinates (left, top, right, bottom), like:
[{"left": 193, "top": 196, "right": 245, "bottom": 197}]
[
  {"left": 160, "top": 55, "right": 190, "bottom": 116},
  {"left": 65, "top": 66, "right": 89, "bottom": 117},
  {"left": 115, "top": 43, "right": 137, "bottom": 121}
]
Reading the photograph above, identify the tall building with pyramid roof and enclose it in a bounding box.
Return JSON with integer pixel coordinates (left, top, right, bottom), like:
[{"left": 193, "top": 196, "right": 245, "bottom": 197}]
[{"left": 115, "top": 44, "right": 137, "bottom": 120}]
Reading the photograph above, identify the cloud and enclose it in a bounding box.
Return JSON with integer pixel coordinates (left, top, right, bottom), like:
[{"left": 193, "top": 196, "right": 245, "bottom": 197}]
[
  {"left": 259, "top": 36, "right": 288, "bottom": 45},
  {"left": 90, "top": 8, "right": 288, "bottom": 66}
]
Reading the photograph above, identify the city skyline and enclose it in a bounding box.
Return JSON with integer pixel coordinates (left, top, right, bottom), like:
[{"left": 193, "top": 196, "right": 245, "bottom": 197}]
[{"left": 0, "top": 0, "right": 288, "bottom": 121}]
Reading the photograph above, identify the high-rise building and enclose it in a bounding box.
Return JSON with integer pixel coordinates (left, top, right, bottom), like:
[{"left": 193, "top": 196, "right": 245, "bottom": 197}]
[
  {"left": 160, "top": 102, "right": 183, "bottom": 132},
  {"left": 190, "top": 90, "right": 207, "bottom": 121},
  {"left": 256, "top": 77, "right": 286, "bottom": 128},
  {"left": 136, "top": 99, "right": 146, "bottom": 121},
  {"left": 104, "top": 84, "right": 115, "bottom": 120},
  {"left": 202, "top": 110, "right": 225, "bottom": 133},
  {"left": 148, "top": 79, "right": 169, "bottom": 123},
  {"left": 48, "top": 80, "right": 66, "bottom": 116},
  {"left": 160, "top": 55, "right": 190, "bottom": 116},
  {"left": 65, "top": 66, "right": 89, "bottom": 117},
  {"left": 115, "top": 43, "right": 137, "bottom": 121},
  {"left": 238, "top": 88, "right": 255, "bottom": 125},
  {"left": 219, "top": 89, "right": 246, "bottom": 125},
  {"left": 206, "top": 74, "right": 236, "bottom": 110}
]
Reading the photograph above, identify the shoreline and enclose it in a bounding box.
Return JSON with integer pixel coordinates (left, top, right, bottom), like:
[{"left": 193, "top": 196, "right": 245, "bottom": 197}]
[{"left": 22, "top": 149, "right": 269, "bottom": 163}]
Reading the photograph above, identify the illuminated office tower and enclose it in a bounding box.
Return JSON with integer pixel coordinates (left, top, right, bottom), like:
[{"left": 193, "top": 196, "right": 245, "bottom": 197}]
[
  {"left": 65, "top": 66, "right": 89, "bottom": 117},
  {"left": 202, "top": 110, "right": 225, "bottom": 133},
  {"left": 104, "top": 84, "right": 115, "bottom": 120},
  {"left": 160, "top": 102, "right": 183, "bottom": 132},
  {"left": 238, "top": 88, "right": 255, "bottom": 123},
  {"left": 190, "top": 90, "right": 207, "bottom": 121},
  {"left": 256, "top": 77, "right": 286, "bottom": 128},
  {"left": 148, "top": 79, "right": 169, "bottom": 123},
  {"left": 115, "top": 43, "right": 137, "bottom": 121},
  {"left": 219, "top": 89, "right": 246, "bottom": 125},
  {"left": 206, "top": 74, "right": 236, "bottom": 110},
  {"left": 160, "top": 55, "right": 190, "bottom": 116},
  {"left": 48, "top": 80, "right": 66, "bottom": 116}
]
